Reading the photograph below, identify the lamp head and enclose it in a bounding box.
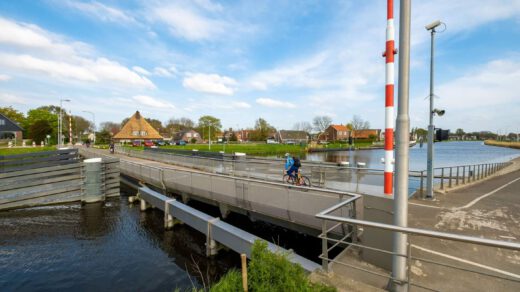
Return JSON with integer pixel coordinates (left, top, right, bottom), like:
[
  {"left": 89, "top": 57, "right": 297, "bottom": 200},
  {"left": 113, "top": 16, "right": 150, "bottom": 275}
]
[
  {"left": 433, "top": 109, "right": 445, "bottom": 116},
  {"left": 425, "top": 20, "right": 441, "bottom": 31}
]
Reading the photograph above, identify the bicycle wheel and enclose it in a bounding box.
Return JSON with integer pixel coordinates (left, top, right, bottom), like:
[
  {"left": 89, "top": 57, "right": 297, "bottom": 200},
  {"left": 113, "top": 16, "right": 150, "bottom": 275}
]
[
  {"left": 301, "top": 176, "right": 311, "bottom": 187},
  {"left": 283, "top": 174, "right": 295, "bottom": 184}
]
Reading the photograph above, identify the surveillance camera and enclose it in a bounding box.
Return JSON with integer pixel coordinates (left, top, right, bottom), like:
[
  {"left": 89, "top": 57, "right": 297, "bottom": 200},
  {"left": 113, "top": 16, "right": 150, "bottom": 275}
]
[
  {"left": 433, "top": 109, "right": 445, "bottom": 116},
  {"left": 425, "top": 20, "right": 441, "bottom": 30}
]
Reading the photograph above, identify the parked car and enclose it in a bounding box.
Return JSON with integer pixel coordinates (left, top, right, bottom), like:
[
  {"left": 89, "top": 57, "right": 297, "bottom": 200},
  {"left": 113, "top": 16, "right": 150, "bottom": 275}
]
[
  {"left": 173, "top": 140, "right": 186, "bottom": 146},
  {"left": 143, "top": 140, "right": 154, "bottom": 147},
  {"left": 132, "top": 140, "right": 142, "bottom": 147},
  {"left": 266, "top": 139, "right": 279, "bottom": 144},
  {"left": 156, "top": 140, "right": 168, "bottom": 146}
]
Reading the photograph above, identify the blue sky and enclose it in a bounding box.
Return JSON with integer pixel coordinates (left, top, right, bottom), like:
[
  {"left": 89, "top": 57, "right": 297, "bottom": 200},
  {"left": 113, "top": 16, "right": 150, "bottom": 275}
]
[{"left": 1, "top": 0, "right": 519, "bottom": 133}]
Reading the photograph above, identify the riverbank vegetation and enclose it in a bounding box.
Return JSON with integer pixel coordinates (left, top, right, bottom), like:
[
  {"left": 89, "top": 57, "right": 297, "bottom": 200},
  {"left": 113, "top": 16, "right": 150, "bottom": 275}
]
[
  {"left": 208, "top": 241, "right": 335, "bottom": 292},
  {"left": 484, "top": 140, "right": 520, "bottom": 150},
  {"left": 0, "top": 146, "right": 56, "bottom": 156}
]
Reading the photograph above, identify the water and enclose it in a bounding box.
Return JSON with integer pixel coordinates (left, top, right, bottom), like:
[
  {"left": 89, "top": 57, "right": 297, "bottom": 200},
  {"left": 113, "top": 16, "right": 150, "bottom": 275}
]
[
  {"left": 0, "top": 192, "right": 238, "bottom": 291},
  {"left": 305, "top": 141, "right": 520, "bottom": 170}
]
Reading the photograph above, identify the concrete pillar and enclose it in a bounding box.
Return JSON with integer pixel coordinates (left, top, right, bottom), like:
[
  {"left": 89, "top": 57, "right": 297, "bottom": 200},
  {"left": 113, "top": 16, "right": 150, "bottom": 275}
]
[
  {"left": 82, "top": 158, "right": 105, "bottom": 203},
  {"left": 164, "top": 199, "right": 175, "bottom": 229},
  {"left": 219, "top": 203, "right": 230, "bottom": 219},
  {"left": 206, "top": 239, "right": 218, "bottom": 256},
  {"left": 140, "top": 199, "right": 150, "bottom": 211}
]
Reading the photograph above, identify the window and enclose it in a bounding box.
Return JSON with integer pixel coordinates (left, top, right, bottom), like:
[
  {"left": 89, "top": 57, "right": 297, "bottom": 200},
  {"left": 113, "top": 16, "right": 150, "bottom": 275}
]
[
  {"left": 194, "top": 133, "right": 198, "bottom": 137},
  {"left": 140, "top": 131, "right": 147, "bottom": 136},
  {"left": 132, "top": 131, "right": 139, "bottom": 136},
  {"left": 186, "top": 133, "right": 192, "bottom": 138},
  {"left": 0, "top": 119, "right": 5, "bottom": 126}
]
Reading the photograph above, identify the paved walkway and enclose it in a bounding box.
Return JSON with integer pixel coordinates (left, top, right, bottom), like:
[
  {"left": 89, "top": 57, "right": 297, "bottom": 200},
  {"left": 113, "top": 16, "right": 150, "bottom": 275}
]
[{"left": 406, "top": 163, "right": 520, "bottom": 291}]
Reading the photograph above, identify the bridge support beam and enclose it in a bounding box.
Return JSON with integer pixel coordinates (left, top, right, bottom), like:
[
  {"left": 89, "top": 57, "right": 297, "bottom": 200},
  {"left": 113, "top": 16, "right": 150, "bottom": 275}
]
[
  {"left": 219, "top": 203, "right": 231, "bottom": 219},
  {"left": 140, "top": 199, "right": 150, "bottom": 211},
  {"left": 206, "top": 218, "right": 221, "bottom": 256},
  {"left": 164, "top": 199, "right": 175, "bottom": 229}
]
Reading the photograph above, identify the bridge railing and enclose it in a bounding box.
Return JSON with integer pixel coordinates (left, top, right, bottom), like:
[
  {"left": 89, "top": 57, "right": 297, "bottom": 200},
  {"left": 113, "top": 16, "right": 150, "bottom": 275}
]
[
  {"left": 416, "top": 162, "right": 511, "bottom": 196},
  {"left": 316, "top": 202, "right": 520, "bottom": 291},
  {"left": 115, "top": 146, "right": 422, "bottom": 195}
]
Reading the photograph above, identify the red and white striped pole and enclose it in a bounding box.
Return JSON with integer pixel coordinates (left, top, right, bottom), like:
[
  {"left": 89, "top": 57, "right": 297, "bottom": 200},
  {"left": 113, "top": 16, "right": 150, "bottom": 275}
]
[
  {"left": 383, "top": 0, "right": 397, "bottom": 196},
  {"left": 69, "top": 111, "right": 72, "bottom": 146}
]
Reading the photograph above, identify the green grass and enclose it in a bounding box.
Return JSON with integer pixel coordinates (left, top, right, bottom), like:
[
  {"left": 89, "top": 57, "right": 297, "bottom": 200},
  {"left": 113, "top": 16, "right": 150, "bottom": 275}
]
[
  {"left": 0, "top": 146, "right": 56, "bottom": 156},
  {"left": 209, "top": 240, "right": 335, "bottom": 292},
  {"left": 127, "top": 143, "right": 307, "bottom": 156},
  {"left": 324, "top": 141, "right": 374, "bottom": 149}
]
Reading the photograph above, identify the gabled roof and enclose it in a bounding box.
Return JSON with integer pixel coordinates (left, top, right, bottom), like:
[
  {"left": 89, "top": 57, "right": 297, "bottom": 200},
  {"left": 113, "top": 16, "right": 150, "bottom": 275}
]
[
  {"left": 173, "top": 129, "right": 200, "bottom": 140},
  {"left": 329, "top": 125, "right": 349, "bottom": 131},
  {"left": 0, "top": 113, "right": 24, "bottom": 132},
  {"left": 113, "top": 111, "right": 163, "bottom": 140},
  {"left": 279, "top": 130, "right": 308, "bottom": 140}
]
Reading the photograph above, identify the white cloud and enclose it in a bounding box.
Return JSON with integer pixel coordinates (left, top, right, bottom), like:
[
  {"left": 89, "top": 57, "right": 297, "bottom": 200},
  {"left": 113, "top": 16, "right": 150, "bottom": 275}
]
[
  {"left": 63, "top": 1, "right": 135, "bottom": 24},
  {"left": 151, "top": 4, "right": 226, "bottom": 41},
  {"left": 183, "top": 73, "right": 237, "bottom": 95},
  {"left": 154, "top": 67, "right": 173, "bottom": 77},
  {"left": 132, "top": 95, "right": 175, "bottom": 109},
  {"left": 132, "top": 66, "right": 151, "bottom": 76},
  {"left": 230, "top": 101, "right": 251, "bottom": 109},
  {"left": 0, "top": 74, "right": 11, "bottom": 81},
  {"left": 256, "top": 98, "right": 296, "bottom": 109},
  {"left": 0, "top": 17, "right": 155, "bottom": 89},
  {"left": 0, "top": 93, "right": 28, "bottom": 104}
]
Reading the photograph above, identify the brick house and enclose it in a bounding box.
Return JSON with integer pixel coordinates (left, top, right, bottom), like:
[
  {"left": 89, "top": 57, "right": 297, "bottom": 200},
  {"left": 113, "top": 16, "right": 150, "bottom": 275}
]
[
  {"left": 323, "top": 125, "right": 350, "bottom": 141},
  {"left": 173, "top": 129, "right": 202, "bottom": 143},
  {"left": 352, "top": 129, "right": 381, "bottom": 140}
]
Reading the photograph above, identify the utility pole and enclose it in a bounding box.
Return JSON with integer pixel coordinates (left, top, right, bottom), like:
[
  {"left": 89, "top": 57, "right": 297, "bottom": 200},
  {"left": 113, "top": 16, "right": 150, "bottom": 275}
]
[
  {"left": 208, "top": 125, "right": 211, "bottom": 150},
  {"left": 59, "top": 99, "right": 70, "bottom": 148},
  {"left": 392, "top": 0, "right": 411, "bottom": 291},
  {"left": 425, "top": 20, "right": 442, "bottom": 199}
]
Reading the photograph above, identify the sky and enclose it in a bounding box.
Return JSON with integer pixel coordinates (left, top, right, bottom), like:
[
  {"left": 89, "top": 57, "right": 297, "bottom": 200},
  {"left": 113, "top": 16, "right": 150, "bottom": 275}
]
[{"left": 0, "top": 0, "right": 519, "bottom": 134}]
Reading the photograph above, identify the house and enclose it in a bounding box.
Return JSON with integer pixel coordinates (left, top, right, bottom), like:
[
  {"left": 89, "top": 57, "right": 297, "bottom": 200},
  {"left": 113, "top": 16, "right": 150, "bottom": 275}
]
[
  {"left": 0, "top": 113, "right": 23, "bottom": 145},
  {"left": 237, "top": 129, "right": 255, "bottom": 142},
  {"left": 113, "top": 111, "right": 163, "bottom": 142},
  {"left": 275, "top": 130, "right": 309, "bottom": 144},
  {"left": 324, "top": 125, "right": 350, "bottom": 142},
  {"left": 352, "top": 129, "right": 381, "bottom": 140},
  {"left": 173, "top": 130, "right": 202, "bottom": 144}
]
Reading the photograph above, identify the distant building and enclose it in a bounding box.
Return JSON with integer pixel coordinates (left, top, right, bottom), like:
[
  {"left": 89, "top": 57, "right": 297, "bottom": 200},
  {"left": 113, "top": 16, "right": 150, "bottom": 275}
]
[
  {"left": 173, "top": 130, "right": 202, "bottom": 144},
  {"left": 0, "top": 113, "right": 23, "bottom": 145},
  {"left": 238, "top": 129, "right": 254, "bottom": 142},
  {"left": 324, "top": 125, "right": 350, "bottom": 141},
  {"left": 276, "top": 130, "right": 309, "bottom": 144},
  {"left": 113, "top": 111, "right": 163, "bottom": 142},
  {"left": 352, "top": 129, "right": 381, "bottom": 140}
]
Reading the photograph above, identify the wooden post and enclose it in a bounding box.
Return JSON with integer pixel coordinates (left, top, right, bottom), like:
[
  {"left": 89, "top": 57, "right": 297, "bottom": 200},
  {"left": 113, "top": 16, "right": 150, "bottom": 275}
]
[{"left": 241, "top": 253, "right": 248, "bottom": 292}]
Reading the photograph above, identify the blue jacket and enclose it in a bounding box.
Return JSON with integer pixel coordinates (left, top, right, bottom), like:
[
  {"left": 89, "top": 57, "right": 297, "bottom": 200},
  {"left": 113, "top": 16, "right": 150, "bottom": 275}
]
[{"left": 285, "top": 157, "right": 294, "bottom": 170}]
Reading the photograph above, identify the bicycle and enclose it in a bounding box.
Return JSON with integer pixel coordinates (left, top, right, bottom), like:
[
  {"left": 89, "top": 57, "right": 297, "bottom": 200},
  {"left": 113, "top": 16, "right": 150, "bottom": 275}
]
[{"left": 283, "top": 170, "right": 311, "bottom": 187}]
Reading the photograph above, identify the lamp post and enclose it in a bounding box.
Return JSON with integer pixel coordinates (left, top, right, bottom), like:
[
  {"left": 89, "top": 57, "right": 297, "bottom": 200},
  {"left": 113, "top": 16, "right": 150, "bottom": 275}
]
[
  {"left": 425, "top": 20, "right": 443, "bottom": 199},
  {"left": 82, "top": 111, "right": 96, "bottom": 145},
  {"left": 59, "top": 99, "right": 71, "bottom": 148},
  {"left": 208, "top": 124, "right": 211, "bottom": 150}
]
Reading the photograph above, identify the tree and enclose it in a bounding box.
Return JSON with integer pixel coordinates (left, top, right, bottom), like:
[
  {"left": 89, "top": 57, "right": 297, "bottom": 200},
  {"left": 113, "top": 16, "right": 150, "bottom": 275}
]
[
  {"left": 95, "top": 129, "right": 112, "bottom": 144},
  {"left": 24, "top": 108, "right": 59, "bottom": 143},
  {"left": 229, "top": 132, "right": 238, "bottom": 142},
  {"left": 250, "top": 118, "right": 276, "bottom": 141},
  {"left": 350, "top": 115, "right": 370, "bottom": 130},
  {"left": 455, "top": 128, "right": 465, "bottom": 137},
  {"left": 197, "top": 115, "right": 222, "bottom": 140},
  {"left": 100, "top": 121, "right": 121, "bottom": 135},
  {"left": 29, "top": 120, "right": 53, "bottom": 144},
  {"left": 145, "top": 118, "right": 164, "bottom": 133},
  {"left": 165, "top": 117, "right": 195, "bottom": 134},
  {"left": 293, "top": 121, "right": 313, "bottom": 133},
  {"left": 312, "top": 116, "right": 332, "bottom": 132},
  {"left": 74, "top": 116, "right": 93, "bottom": 134},
  {"left": 0, "top": 106, "right": 25, "bottom": 125},
  {"left": 121, "top": 117, "right": 130, "bottom": 127}
]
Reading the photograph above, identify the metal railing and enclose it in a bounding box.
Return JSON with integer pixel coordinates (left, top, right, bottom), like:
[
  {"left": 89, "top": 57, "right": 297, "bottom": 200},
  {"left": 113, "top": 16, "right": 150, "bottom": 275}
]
[
  {"left": 316, "top": 201, "right": 520, "bottom": 291},
  {"left": 417, "top": 162, "right": 510, "bottom": 196}
]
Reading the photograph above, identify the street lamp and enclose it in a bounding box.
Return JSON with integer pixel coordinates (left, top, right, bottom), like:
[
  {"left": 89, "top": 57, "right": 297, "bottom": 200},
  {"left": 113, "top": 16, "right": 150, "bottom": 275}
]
[
  {"left": 82, "top": 111, "right": 96, "bottom": 144},
  {"left": 59, "top": 99, "right": 70, "bottom": 148},
  {"left": 425, "top": 20, "right": 444, "bottom": 199}
]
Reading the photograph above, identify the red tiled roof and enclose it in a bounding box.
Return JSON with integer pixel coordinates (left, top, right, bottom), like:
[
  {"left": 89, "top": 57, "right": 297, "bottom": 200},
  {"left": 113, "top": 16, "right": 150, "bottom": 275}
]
[{"left": 330, "top": 125, "right": 349, "bottom": 131}]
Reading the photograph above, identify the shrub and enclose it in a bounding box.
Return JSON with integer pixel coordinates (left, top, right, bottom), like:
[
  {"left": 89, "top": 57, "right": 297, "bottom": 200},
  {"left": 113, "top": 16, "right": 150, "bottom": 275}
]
[{"left": 210, "top": 240, "right": 335, "bottom": 292}]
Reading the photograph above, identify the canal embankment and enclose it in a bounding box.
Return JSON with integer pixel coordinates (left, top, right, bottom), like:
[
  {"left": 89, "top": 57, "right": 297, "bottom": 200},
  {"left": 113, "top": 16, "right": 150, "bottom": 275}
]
[{"left": 485, "top": 140, "right": 520, "bottom": 150}]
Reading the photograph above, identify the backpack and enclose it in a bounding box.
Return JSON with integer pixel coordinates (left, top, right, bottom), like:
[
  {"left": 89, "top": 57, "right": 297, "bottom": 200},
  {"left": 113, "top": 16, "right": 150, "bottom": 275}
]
[{"left": 293, "top": 157, "right": 301, "bottom": 168}]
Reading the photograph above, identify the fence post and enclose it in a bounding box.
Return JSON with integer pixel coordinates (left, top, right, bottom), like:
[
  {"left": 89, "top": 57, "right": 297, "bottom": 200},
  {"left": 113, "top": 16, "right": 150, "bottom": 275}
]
[
  {"left": 456, "top": 166, "right": 460, "bottom": 186},
  {"left": 322, "top": 220, "right": 328, "bottom": 272},
  {"left": 449, "top": 167, "right": 453, "bottom": 188},
  {"left": 420, "top": 171, "right": 424, "bottom": 196},
  {"left": 462, "top": 166, "right": 466, "bottom": 184},
  {"left": 440, "top": 168, "right": 444, "bottom": 190}
]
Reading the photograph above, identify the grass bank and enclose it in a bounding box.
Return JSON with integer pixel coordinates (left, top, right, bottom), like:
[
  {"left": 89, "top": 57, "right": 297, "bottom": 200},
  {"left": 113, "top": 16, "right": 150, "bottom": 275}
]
[
  {"left": 0, "top": 146, "right": 56, "bottom": 156},
  {"left": 129, "top": 143, "right": 307, "bottom": 156},
  {"left": 484, "top": 140, "right": 520, "bottom": 150},
  {"left": 207, "top": 240, "right": 335, "bottom": 292}
]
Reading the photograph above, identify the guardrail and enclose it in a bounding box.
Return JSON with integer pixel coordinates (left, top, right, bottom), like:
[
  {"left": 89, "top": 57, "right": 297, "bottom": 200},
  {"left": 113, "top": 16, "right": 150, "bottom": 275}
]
[
  {"left": 0, "top": 148, "right": 79, "bottom": 173},
  {"left": 416, "top": 162, "right": 510, "bottom": 196},
  {"left": 316, "top": 201, "right": 520, "bottom": 291},
  {"left": 138, "top": 186, "right": 320, "bottom": 272}
]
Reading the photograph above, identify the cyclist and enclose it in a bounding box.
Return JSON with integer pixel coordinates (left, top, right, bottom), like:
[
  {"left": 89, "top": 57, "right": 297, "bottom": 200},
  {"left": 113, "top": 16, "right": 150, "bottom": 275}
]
[{"left": 285, "top": 153, "right": 301, "bottom": 180}]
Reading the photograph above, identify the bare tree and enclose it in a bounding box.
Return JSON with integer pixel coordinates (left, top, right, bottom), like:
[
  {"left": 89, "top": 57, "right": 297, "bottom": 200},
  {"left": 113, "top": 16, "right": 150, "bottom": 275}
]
[
  {"left": 350, "top": 115, "right": 370, "bottom": 130},
  {"left": 293, "top": 121, "right": 313, "bottom": 133},
  {"left": 312, "top": 116, "right": 332, "bottom": 132}
]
